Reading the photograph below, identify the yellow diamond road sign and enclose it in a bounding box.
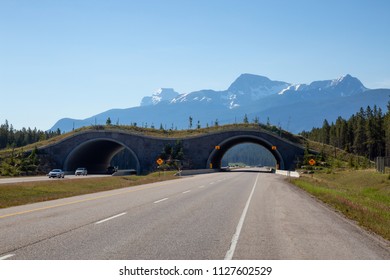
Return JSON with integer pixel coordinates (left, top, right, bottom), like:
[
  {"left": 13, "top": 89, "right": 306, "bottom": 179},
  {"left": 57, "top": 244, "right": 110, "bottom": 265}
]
[
  {"left": 309, "top": 159, "right": 316, "bottom": 166},
  {"left": 156, "top": 158, "right": 163, "bottom": 165}
]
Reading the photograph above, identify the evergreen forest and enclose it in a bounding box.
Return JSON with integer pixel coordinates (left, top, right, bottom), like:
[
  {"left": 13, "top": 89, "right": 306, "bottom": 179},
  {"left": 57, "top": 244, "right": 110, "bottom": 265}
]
[
  {"left": 300, "top": 102, "right": 390, "bottom": 160},
  {"left": 0, "top": 120, "right": 61, "bottom": 150}
]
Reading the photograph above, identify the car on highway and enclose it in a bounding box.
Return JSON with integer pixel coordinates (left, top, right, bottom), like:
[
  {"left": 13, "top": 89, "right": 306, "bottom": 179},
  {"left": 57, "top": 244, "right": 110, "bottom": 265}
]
[
  {"left": 106, "top": 166, "right": 118, "bottom": 174},
  {"left": 47, "top": 169, "right": 65, "bottom": 178},
  {"left": 75, "top": 167, "right": 88, "bottom": 176}
]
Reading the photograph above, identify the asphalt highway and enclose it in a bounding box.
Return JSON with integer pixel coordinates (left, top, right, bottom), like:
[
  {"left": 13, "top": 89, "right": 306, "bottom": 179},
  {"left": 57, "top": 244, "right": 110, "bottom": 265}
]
[{"left": 0, "top": 170, "right": 389, "bottom": 260}]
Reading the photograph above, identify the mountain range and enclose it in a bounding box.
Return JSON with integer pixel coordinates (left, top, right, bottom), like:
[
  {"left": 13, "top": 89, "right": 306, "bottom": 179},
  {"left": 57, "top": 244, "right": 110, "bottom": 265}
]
[{"left": 50, "top": 73, "right": 390, "bottom": 133}]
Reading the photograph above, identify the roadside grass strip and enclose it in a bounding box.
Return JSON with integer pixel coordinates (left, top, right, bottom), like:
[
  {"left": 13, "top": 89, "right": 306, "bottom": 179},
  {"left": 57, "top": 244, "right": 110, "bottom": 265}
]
[
  {"left": 291, "top": 169, "right": 390, "bottom": 241},
  {"left": 0, "top": 172, "right": 178, "bottom": 209}
]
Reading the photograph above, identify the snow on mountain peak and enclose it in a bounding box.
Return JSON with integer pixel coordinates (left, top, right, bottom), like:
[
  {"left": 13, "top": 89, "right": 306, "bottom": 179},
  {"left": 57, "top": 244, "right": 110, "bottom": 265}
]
[
  {"left": 330, "top": 74, "right": 356, "bottom": 86},
  {"left": 140, "top": 88, "right": 180, "bottom": 106},
  {"left": 330, "top": 74, "right": 367, "bottom": 95},
  {"left": 225, "top": 74, "right": 291, "bottom": 106},
  {"left": 140, "top": 74, "right": 368, "bottom": 108},
  {"left": 278, "top": 84, "right": 303, "bottom": 95},
  {"left": 171, "top": 90, "right": 217, "bottom": 104},
  {"left": 277, "top": 74, "right": 366, "bottom": 96}
]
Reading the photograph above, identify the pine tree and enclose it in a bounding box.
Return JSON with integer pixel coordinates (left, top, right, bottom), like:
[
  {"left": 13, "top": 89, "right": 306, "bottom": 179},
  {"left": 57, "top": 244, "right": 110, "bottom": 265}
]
[
  {"left": 321, "top": 119, "right": 330, "bottom": 144},
  {"left": 353, "top": 108, "right": 367, "bottom": 155},
  {"left": 243, "top": 114, "right": 249, "bottom": 124},
  {"left": 365, "top": 106, "right": 376, "bottom": 159},
  {"left": 385, "top": 101, "right": 390, "bottom": 156}
]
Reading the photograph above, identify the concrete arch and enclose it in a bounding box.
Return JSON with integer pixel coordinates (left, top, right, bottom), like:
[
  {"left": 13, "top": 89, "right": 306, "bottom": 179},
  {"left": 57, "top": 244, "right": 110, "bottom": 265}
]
[
  {"left": 40, "top": 128, "right": 305, "bottom": 174},
  {"left": 63, "top": 138, "right": 141, "bottom": 174},
  {"left": 206, "top": 135, "right": 284, "bottom": 169}
]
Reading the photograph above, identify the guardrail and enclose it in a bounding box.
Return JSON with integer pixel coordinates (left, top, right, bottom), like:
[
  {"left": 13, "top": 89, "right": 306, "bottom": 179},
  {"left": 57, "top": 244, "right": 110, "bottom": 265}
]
[{"left": 275, "top": 170, "right": 300, "bottom": 178}]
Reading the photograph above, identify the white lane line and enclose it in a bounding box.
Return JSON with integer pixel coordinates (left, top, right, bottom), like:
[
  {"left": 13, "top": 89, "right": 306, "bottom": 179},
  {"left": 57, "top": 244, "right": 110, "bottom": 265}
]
[
  {"left": 0, "top": 254, "right": 15, "bottom": 260},
  {"left": 224, "top": 174, "right": 259, "bottom": 260},
  {"left": 153, "top": 197, "right": 169, "bottom": 204},
  {"left": 198, "top": 185, "right": 205, "bottom": 188},
  {"left": 182, "top": 190, "right": 191, "bottom": 194},
  {"left": 95, "top": 212, "right": 127, "bottom": 224}
]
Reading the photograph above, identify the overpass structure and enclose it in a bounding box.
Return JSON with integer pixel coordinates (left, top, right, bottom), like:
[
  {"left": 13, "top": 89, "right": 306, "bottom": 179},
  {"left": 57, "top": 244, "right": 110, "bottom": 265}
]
[{"left": 39, "top": 127, "right": 306, "bottom": 174}]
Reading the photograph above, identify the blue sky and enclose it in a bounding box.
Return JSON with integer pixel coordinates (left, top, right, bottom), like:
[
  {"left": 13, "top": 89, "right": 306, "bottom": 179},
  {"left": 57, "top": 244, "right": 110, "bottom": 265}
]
[{"left": 1, "top": 0, "right": 389, "bottom": 130}]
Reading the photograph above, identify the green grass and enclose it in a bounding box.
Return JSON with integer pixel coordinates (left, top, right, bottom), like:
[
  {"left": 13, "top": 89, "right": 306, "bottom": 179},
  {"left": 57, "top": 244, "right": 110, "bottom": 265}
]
[
  {"left": 0, "top": 172, "right": 178, "bottom": 209},
  {"left": 0, "top": 123, "right": 303, "bottom": 157},
  {"left": 291, "top": 169, "right": 390, "bottom": 241}
]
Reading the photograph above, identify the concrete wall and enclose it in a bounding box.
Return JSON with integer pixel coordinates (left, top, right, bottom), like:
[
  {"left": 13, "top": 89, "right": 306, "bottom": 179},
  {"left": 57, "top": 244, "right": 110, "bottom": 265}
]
[{"left": 39, "top": 128, "right": 305, "bottom": 174}]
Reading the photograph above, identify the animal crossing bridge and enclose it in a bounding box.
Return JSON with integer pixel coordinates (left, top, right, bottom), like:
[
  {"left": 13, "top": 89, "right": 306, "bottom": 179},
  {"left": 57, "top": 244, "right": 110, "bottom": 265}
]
[{"left": 39, "top": 127, "right": 305, "bottom": 174}]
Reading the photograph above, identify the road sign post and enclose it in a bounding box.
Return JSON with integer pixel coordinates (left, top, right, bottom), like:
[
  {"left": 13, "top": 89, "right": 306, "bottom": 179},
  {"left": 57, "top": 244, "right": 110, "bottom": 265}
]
[
  {"left": 156, "top": 158, "right": 163, "bottom": 166},
  {"left": 156, "top": 158, "right": 164, "bottom": 176}
]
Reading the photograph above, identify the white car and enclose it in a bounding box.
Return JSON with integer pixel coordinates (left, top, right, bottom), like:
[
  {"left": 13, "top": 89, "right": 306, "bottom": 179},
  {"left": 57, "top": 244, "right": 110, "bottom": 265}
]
[
  {"left": 48, "top": 169, "right": 65, "bottom": 178},
  {"left": 75, "top": 168, "right": 88, "bottom": 176}
]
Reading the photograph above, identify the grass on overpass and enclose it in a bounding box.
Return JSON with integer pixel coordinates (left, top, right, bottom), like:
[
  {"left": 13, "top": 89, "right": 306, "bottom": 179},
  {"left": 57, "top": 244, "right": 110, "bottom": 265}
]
[{"left": 0, "top": 123, "right": 303, "bottom": 157}]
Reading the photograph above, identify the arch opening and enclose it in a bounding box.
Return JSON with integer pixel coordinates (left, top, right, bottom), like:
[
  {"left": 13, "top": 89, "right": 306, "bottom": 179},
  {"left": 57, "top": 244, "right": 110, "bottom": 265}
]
[
  {"left": 221, "top": 143, "right": 277, "bottom": 168},
  {"left": 64, "top": 139, "right": 140, "bottom": 174},
  {"left": 207, "top": 135, "right": 284, "bottom": 170}
]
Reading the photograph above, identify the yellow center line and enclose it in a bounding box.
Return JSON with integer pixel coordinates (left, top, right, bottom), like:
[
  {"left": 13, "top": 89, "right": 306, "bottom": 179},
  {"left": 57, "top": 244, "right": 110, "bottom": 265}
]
[{"left": 0, "top": 181, "right": 173, "bottom": 220}]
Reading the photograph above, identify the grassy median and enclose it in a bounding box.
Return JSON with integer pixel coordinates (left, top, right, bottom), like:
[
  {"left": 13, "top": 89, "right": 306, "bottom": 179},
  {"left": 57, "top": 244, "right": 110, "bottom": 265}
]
[
  {"left": 291, "top": 169, "right": 390, "bottom": 241},
  {"left": 0, "top": 172, "right": 178, "bottom": 209}
]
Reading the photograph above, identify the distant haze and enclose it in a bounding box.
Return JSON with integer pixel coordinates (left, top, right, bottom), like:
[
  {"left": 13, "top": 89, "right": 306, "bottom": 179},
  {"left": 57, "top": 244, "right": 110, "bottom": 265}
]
[{"left": 50, "top": 73, "right": 390, "bottom": 134}]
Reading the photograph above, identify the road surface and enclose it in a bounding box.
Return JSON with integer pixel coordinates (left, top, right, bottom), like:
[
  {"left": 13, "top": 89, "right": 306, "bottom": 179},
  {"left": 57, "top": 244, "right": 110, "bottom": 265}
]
[{"left": 0, "top": 170, "right": 389, "bottom": 259}]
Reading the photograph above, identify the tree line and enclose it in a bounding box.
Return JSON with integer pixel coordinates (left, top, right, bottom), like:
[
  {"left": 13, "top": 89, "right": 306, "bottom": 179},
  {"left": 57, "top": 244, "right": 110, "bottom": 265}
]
[
  {"left": 0, "top": 120, "right": 61, "bottom": 150},
  {"left": 300, "top": 102, "right": 390, "bottom": 160}
]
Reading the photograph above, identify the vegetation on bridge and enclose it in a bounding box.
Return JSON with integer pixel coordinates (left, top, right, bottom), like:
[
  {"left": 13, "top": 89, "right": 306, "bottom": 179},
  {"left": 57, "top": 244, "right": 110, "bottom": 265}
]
[
  {"left": 0, "top": 122, "right": 302, "bottom": 176},
  {"left": 0, "top": 121, "right": 301, "bottom": 154}
]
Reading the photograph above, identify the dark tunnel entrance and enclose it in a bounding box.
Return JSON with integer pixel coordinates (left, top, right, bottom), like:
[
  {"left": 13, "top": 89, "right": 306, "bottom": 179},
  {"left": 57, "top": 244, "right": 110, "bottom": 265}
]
[
  {"left": 64, "top": 139, "right": 140, "bottom": 174},
  {"left": 207, "top": 135, "right": 284, "bottom": 170}
]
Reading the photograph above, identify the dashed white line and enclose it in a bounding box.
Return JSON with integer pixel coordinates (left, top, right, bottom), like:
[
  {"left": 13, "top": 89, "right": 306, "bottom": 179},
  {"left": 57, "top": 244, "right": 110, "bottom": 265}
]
[
  {"left": 182, "top": 190, "right": 191, "bottom": 194},
  {"left": 198, "top": 185, "right": 205, "bottom": 188},
  {"left": 224, "top": 174, "right": 259, "bottom": 260},
  {"left": 153, "top": 197, "right": 169, "bottom": 204},
  {"left": 0, "top": 254, "right": 15, "bottom": 260},
  {"left": 95, "top": 212, "right": 127, "bottom": 224}
]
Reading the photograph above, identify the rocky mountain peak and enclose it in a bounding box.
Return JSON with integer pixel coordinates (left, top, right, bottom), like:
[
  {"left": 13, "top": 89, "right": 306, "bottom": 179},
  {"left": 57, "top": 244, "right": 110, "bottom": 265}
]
[
  {"left": 49, "top": 73, "right": 389, "bottom": 134},
  {"left": 228, "top": 73, "right": 290, "bottom": 94},
  {"left": 140, "top": 88, "right": 180, "bottom": 106},
  {"left": 331, "top": 74, "right": 367, "bottom": 96}
]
